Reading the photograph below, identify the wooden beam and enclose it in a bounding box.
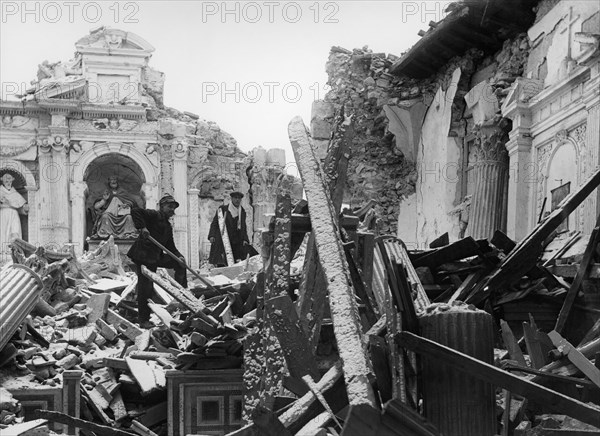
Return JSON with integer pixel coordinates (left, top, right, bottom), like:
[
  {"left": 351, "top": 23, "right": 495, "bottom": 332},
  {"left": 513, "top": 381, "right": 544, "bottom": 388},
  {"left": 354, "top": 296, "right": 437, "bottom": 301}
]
[
  {"left": 35, "top": 410, "right": 136, "bottom": 436},
  {"left": 413, "top": 237, "right": 482, "bottom": 269},
  {"left": 555, "top": 219, "right": 600, "bottom": 333},
  {"left": 396, "top": 331, "right": 600, "bottom": 427},
  {"left": 548, "top": 330, "right": 600, "bottom": 389},
  {"left": 266, "top": 295, "right": 320, "bottom": 382},
  {"left": 231, "top": 361, "right": 349, "bottom": 435},
  {"left": 297, "top": 110, "right": 355, "bottom": 351},
  {"left": 289, "top": 116, "right": 375, "bottom": 407},
  {"left": 468, "top": 168, "right": 600, "bottom": 305},
  {"left": 140, "top": 266, "right": 205, "bottom": 313},
  {"left": 500, "top": 319, "right": 527, "bottom": 367},
  {"left": 252, "top": 406, "right": 293, "bottom": 436},
  {"left": 523, "top": 318, "right": 547, "bottom": 370}
]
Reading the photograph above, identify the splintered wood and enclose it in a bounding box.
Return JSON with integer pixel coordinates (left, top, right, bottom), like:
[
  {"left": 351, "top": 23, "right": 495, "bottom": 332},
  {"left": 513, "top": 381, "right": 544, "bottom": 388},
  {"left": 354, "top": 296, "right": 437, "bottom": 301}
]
[{"left": 288, "top": 116, "right": 376, "bottom": 407}]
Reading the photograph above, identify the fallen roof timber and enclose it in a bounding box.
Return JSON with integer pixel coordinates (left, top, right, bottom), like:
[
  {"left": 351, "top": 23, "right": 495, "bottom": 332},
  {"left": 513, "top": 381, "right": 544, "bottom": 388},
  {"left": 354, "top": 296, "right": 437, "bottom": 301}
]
[
  {"left": 396, "top": 331, "right": 600, "bottom": 428},
  {"left": 297, "top": 111, "right": 354, "bottom": 351},
  {"left": 288, "top": 116, "right": 376, "bottom": 407},
  {"left": 467, "top": 167, "right": 600, "bottom": 305}
]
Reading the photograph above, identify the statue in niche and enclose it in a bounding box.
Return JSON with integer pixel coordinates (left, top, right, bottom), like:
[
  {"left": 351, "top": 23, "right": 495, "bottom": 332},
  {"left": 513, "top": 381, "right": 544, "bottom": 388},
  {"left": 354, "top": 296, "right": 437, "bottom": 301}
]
[
  {"left": 91, "top": 175, "right": 144, "bottom": 239},
  {"left": 0, "top": 173, "right": 28, "bottom": 252}
]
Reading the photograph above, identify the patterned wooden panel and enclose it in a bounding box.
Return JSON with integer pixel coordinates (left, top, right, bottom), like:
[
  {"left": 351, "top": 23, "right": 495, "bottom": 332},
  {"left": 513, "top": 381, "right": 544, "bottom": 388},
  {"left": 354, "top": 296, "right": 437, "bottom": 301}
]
[
  {"left": 9, "top": 388, "right": 62, "bottom": 432},
  {"left": 166, "top": 369, "right": 243, "bottom": 436}
]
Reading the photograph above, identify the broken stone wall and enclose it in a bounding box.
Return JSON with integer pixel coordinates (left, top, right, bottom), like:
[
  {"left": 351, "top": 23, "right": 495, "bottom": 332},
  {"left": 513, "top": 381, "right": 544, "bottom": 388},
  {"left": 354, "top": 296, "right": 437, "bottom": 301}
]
[
  {"left": 323, "top": 47, "right": 435, "bottom": 235},
  {"left": 322, "top": 31, "right": 531, "bottom": 246}
]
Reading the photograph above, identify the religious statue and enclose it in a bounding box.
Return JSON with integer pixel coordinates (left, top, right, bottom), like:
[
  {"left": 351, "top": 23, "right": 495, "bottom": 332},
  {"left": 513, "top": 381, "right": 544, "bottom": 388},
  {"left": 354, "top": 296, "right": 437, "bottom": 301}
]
[
  {"left": 91, "top": 175, "right": 144, "bottom": 239},
  {"left": 0, "top": 173, "right": 28, "bottom": 254}
]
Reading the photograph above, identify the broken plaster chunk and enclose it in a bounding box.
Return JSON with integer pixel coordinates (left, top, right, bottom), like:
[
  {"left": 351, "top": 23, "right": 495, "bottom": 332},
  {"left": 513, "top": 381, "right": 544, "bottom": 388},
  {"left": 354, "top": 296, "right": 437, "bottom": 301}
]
[
  {"left": 422, "top": 301, "right": 478, "bottom": 316},
  {"left": 0, "top": 387, "right": 19, "bottom": 413}
]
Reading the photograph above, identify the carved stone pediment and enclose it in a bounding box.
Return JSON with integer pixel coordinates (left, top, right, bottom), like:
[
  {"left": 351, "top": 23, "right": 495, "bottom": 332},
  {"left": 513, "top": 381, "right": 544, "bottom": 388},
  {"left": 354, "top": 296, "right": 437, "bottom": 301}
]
[{"left": 75, "top": 27, "right": 154, "bottom": 53}]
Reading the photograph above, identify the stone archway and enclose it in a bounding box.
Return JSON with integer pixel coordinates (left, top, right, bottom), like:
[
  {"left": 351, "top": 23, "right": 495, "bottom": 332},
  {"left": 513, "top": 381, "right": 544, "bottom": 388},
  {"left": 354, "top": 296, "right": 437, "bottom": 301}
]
[
  {"left": 0, "top": 159, "right": 39, "bottom": 254},
  {"left": 70, "top": 142, "right": 159, "bottom": 254}
]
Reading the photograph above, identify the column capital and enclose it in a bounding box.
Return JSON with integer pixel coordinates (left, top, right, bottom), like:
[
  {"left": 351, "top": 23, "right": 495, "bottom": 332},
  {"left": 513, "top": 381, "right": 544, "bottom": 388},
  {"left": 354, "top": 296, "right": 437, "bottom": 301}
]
[
  {"left": 472, "top": 118, "right": 510, "bottom": 162},
  {"left": 172, "top": 140, "right": 190, "bottom": 160}
]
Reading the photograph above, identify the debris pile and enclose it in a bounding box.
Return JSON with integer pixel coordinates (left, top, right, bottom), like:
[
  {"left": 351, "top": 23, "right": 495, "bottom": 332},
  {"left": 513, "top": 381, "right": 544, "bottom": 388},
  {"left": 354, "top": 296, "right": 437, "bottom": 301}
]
[
  {"left": 0, "top": 237, "right": 260, "bottom": 435},
  {"left": 227, "top": 116, "right": 600, "bottom": 436}
]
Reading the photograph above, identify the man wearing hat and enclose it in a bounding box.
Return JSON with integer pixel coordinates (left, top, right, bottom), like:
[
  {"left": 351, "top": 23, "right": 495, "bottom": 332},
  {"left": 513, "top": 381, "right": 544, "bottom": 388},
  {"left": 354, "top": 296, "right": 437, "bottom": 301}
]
[
  {"left": 128, "top": 194, "right": 187, "bottom": 328},
  {"left": 208, "top": 191, "right": 256, "bottom": 267}
]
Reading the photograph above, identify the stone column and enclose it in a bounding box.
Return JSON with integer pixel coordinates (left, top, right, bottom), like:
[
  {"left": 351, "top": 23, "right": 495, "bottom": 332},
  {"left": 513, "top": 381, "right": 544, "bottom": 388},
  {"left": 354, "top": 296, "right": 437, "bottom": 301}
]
[
  {"left": 468, "top": 121, "right": 510, "bottom": 240},
  {"left": 172, "top": 142, "right": 189, "bottom": 261},
  {"left": 188, "top": 188, "right": 200, "bottom": 269}
]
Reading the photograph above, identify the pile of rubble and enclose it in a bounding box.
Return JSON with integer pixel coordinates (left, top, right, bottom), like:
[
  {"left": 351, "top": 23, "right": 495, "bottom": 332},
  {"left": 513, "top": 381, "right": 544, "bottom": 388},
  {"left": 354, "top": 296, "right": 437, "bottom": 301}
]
[
  {"left": 0, "top": 237, "right": 260, "bottom": 436},
  {"left": 228, "top": 116, "right": 600, "bottom": 435}
]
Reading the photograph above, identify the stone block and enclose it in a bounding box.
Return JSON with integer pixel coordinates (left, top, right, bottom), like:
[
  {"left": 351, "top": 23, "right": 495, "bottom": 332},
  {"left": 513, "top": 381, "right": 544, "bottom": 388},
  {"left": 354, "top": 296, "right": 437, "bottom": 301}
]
[
  {"left": 95, "top": 319, "right": 118, "bottom": 342},
  {"left": 266, "top": 148, "right": 286, "bottom": 167}
]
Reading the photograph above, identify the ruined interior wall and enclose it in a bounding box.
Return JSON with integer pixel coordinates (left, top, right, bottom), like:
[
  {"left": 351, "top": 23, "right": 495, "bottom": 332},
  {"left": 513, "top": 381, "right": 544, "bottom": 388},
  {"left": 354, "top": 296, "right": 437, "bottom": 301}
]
[
  {"left": 526, "top": 1, "right": 599, "bottom": 88},
  {"left": 323, "top": 47, "right": 439, "bottom": 235}
]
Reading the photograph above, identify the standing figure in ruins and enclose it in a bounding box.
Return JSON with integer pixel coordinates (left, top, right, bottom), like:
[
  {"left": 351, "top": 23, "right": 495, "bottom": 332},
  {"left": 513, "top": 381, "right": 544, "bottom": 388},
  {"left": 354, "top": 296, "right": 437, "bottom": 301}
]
[
  {"left": 208, "top": 191, "right": 255, "bottom": 267},
  {"left": 127, "top": 194, "right": 187, "bottom": 328},
  {"left": 92, "top": 175, "right": 144, "bottom": 239},
  {"left": 0, "top": 173, "right": 28, "bottom": 253}
]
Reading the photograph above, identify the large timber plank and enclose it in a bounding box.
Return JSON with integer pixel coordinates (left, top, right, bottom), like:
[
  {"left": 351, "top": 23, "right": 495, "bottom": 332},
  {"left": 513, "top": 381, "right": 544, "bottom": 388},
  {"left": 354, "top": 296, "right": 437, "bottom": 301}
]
[{"left": 289, "top": 116, "right": 375, "bottom": 407}]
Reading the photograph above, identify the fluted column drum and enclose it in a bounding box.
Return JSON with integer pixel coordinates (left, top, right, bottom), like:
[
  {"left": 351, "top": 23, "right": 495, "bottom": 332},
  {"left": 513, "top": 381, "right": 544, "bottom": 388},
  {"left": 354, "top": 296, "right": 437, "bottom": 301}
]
[
  {"left": 469, "top": 159, "right": 508, "bottom": 239},
  {"left": 419, "top": 302, "right": 496, "bottom": 436},
  {"left": 0, "top": 264, "right": 44, "bottom": 351}
]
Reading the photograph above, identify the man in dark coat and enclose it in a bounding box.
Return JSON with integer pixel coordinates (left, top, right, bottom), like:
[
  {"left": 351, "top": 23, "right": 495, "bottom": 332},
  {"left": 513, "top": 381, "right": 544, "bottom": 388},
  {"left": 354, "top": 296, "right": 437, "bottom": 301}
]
[
  {"left": 127, "top": 194, "right": 187, "bottom": 327},
  {"left": 208, "top": 191, "right": 256, "bottom": 267}
]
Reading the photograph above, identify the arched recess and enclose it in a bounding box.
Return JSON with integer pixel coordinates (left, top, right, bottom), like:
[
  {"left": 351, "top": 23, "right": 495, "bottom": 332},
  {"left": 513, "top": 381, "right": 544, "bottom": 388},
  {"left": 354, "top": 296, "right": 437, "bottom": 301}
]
[
  {"left": 83, "top": 153, "right": 146, "bottom": 238},
  {"left": 544, "top": 138, "right": 580, "bottom": 231},
  {"left": 0, "top": 158, "right": 39, "bottom": 247},
  {"left": 70, "top": 142, "right": 159, "bottom": 254}
]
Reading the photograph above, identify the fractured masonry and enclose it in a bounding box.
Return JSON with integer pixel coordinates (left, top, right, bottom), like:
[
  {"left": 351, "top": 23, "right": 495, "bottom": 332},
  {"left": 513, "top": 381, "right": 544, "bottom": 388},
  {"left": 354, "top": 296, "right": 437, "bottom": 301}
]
[
  {"left": 322, "top": 47, "right": 430, "bottom": 235},
  {"left": 321, "top": 32, "right": 531, "bottom": 244}
]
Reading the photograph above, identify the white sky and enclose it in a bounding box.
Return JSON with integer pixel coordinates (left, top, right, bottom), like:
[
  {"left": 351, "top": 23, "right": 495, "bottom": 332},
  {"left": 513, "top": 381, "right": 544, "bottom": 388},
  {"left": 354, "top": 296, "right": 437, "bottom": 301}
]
[{"left": 1, "top": 1, "right": 450, "bottom": 166}]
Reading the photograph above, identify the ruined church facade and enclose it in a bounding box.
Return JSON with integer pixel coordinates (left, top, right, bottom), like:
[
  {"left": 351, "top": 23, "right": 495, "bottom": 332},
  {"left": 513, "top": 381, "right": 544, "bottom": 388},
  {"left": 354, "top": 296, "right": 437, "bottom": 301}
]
[{"left": 0, "top": 27, "right": 286, "bottom": 265}]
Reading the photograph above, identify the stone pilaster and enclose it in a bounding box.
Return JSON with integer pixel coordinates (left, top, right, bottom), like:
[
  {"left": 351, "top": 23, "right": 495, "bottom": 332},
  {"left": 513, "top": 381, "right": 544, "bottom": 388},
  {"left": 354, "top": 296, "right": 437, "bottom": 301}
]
[
  {"left": 468, "top": 121, "right": 510, "bottom": 240},
  {"left": 50, "top": 136, "right": 70, "bottom": 245},
  {"left": 37, "top": 138, "right": 54, "bottom": 246},
  {"left": 172, "top": 141, "right": 189, "bottom": 261},
  {"left": 188, "top": 188, "right": 200, "bottom": 269},
  {"left": 506, "top": 125, "right": 533, "bottom": 241},
  {"left": 25, "top": 186, "right": 39, "bottom": 246},
  {"left": 582, "top": 58, "right": 600, "bottom": 233},
  {"left": 70, "top": 181, "right": 87, "bottom": 256}
]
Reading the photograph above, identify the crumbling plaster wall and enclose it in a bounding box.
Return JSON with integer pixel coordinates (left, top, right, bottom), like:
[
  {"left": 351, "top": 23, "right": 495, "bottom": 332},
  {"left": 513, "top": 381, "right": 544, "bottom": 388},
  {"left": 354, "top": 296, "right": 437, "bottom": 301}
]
[
  {"left": 323, "top": 32, "right": 531, "bottom": 246},
  {"left": 323, "top": 47, "right": 438, "bottom": 235}
]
